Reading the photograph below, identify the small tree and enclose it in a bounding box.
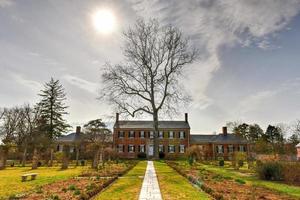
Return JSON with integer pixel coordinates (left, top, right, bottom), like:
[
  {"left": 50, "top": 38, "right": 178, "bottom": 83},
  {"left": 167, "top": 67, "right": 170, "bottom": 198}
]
[
  {"left": 83, "top": 119, "right": 112, "bottom": 169},
  {"left": 100, "top": 18, "right": 198, "bottom": 158},
  {"left": 37, "top": 78, "right": 70, "bottom": 166}
]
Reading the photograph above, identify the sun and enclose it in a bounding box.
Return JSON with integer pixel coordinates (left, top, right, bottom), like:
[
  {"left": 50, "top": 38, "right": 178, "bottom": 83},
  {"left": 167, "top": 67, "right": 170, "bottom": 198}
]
[{"left": 92, "top": 9, "right": 116, "bottom": 34}]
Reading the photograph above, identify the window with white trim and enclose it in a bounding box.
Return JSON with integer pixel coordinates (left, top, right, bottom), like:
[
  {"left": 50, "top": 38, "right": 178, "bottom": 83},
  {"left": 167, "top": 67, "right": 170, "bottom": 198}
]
[
  {"left": 149, "top": 131, "right": 154, "bottom": 138},
  {"left": 118, "top": 131, "right": 124, "bottom": 138},
  {"left": 159, "top": 145, "right": 164, "bottom": 152},
  {"left": 117, "top": 144, "right": 124, "bottom": 152},
  {"left": 179, "top": 145, "right": 185, "bottom": 153},
  {"left": 129, "top": 131, "right": 135, "bottom": 138},
  {"left": 128, "top": 145, "right": 135, "bottom": 153},
  {"left": 239, "top": 145, "right": 245, "bottom": 152},
  {"left": 217, "top": 145, "right": 223, "bottom": 153},
  {"left": 169, "top": 131, "right": 174, "bottom": 139},
  {"left": 159, "top": 131, "right": 163, "bottom": 139},
  {"left": 140, "top": 131, "right": 145, "bottom": 138},
  {"left": 228, "top": 145, "right": 234, "bottom": 153},
  {"left": 139, "top": 145, "right": 145, "bottom": 153},
  {"left": 179, "top": 131, "right": 185, "bottom": 139},
  {"left": 168, "top": 145, "right": 175, "bottom": 153}
]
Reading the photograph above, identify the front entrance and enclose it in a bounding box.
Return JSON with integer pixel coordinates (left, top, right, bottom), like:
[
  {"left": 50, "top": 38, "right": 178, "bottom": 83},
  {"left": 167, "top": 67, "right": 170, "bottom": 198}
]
[{"left": 148, "top": 145, "right": 154, "bottom": 156}]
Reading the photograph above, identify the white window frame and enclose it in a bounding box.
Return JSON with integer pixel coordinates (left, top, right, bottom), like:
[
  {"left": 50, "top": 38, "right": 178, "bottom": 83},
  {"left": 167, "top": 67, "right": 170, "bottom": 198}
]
[
  {"left": 217, "top": 145, "right": 223, "bottom": 154},
  {"left": 228, "top": 145, "right": 234, "bottom": 153},
  {"left": 179, "top": 131, "right": 185, "bottom": 139},
  {"left": 159, "top": 145, "right": 164, "bottom": 152},
  {"left": 169, "top": 131, "right": 174, "bottom": 139},
  {"left": 169, "top": 145, "right": 175, "bottom": 153},
  {"left": 239, "top": 145, "right": 245, "bottom": 152},
  {"left": 159, "top": 131, "right": 164, "bottom": 139},
  {"left": 140, "top": 145, "right": 145, "bottom": 153},
  {"left": 129, "top": 131, "right": 135, "bottom": 138},
  {"left": 179, "top": 145, "right": 185, "bottom": 153},
  {"left": 149, "top": 131, "right": 154, "bottom": 139},
  {"left": 118, "top": 144, "right": 123, "bottom": 153},
  {"left": 128, "top": 144, "right": 135, "bottom": 153},
  {"left": 140, "top": 131, "right": 145, "bottom": 138}
]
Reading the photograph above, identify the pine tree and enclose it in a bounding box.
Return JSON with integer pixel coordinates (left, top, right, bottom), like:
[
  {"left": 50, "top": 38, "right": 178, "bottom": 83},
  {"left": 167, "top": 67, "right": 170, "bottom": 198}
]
[{"left": 37, "top": 78, "right": 70, "bottom": 139}]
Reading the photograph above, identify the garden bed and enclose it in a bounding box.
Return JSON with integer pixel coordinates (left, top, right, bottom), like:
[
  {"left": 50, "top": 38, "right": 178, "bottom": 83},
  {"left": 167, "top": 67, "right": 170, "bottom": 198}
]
[
  {"left": 18, "top": 161, "right": 138, "bottom": 200},
  {"left": 167, "top": 161, "right": 297, "bottom": 200}
]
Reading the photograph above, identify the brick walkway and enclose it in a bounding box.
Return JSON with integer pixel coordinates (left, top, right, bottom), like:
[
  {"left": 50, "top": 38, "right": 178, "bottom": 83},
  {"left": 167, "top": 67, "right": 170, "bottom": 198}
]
[{"left": 139, "top": 161, "right": 162, "bottom": 200}]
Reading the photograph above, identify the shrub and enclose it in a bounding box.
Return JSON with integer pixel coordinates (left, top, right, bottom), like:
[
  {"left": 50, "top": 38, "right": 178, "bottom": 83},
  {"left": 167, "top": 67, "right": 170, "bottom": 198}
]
[
  {"left": 235, "top": 178, "right": 246, "bottom": 184},
  {"left": 282, "top": 162, "right": 300, "bottom": 184},
  {"left": 256, "top": 161, "right": 283, "bottom": 181},
  {"left": 159, "top": 152, "right": 165, "bottom": 159},
  {"left": 219, "top": 160, "right": 224, "bottom": 167},
  {"left": 36, "top": 186, "right": 43, "bottom": 194},
  {"left": 188, "top": 156, "right": 194, "bottom": 166},
  {"left": 79, "top": 192, "right": 89, "bottom": 200},
  {"left": 137, "top": 152, "right": 146, "bottom": 159},
  {"left": 80, "top": 160, "right": 85, "bottom": 166},
  {"left": 68, "top": 184, "right": 76, "bottom": 191},
  {"left": 74, "top": 189, "right": 81, "bottom": 195},
  {"left": 61, "top": 188, "right": 67, "bottom": 193},
  {"left": 238, "top": 160, "right": 244, "bottom": 168}
]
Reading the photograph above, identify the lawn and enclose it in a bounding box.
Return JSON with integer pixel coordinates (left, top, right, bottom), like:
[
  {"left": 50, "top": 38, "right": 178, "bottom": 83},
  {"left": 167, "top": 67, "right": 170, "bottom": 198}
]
[
  {"left": 0, "top": 165, "right": 87, "bottom": 199},
  {"left": 95, "top": 161, "right": 147, "bottom": 200},
  {"left": 197, "top": 162, "right": 300, "bottom": 198},
  {"left": 154, "top": 161, "right": 211, "bottom": 200}
]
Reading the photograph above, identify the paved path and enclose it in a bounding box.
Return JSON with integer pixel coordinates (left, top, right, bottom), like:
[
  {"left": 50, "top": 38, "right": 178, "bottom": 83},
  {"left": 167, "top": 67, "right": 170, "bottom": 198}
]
[{"left": 139, "top": 161, "right": 162, "bottom": 200}]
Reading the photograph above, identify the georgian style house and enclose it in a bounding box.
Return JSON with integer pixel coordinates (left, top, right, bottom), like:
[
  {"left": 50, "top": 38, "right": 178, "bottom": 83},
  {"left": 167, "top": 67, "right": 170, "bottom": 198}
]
[{"left": 113, "top": 113, "right": 190, "bottom": 159}]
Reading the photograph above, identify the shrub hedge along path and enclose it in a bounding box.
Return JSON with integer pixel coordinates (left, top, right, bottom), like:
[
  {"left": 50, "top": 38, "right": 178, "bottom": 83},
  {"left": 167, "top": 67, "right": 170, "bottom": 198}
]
[{"left": 154, "top": 161, "right": 211, "bottom": 200}]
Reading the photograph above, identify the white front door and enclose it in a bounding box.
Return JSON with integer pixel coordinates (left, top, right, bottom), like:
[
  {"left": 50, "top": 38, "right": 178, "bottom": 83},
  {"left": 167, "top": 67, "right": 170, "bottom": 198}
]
[{"left": 148, "top": 145, "right": 154, "bottom": 156}]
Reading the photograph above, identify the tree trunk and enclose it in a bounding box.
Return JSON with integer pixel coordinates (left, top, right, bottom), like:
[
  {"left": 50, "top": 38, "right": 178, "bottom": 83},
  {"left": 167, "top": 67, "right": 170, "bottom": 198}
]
[
  {"left": 0, "top": 146, "right": 8, "bottom": 170},
  {"left": 99, "top": 146, "right": 104, "bottom": 167},
  {"left": 21, "top": 146, "right": 27, "bottom": 167},
  {"left": 48, "top": 148, "right": 54, "bottom": 167},
  {"left": 92, "top": 148, "right": 100, "bottom": 169},
  {"left": 75, "top": 146, "right": 80, "bottom": 166},
  {"left": 153, "top": 111, "right": 159, "bottom": 159},
  {"left": 32, "top": 148, "right": 39, "bottom": 169},
  {"left": 61, "top": 145, "right": 69, "bottom": 169}
]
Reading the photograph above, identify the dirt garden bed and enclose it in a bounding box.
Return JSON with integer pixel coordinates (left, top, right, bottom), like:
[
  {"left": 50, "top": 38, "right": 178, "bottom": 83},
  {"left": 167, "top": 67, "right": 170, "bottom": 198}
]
[
  {"left": 18, "top": 161, "right": 138, "bottom": 200},
  {"left": 167, "top": 161, "right": 297, "bottom": 200}
]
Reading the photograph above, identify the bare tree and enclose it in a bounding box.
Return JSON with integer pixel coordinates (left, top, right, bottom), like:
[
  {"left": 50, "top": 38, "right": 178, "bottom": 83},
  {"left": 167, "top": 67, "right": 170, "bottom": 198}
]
[{"left": 101, "top": 19, "right": 197, "bottom": 158}]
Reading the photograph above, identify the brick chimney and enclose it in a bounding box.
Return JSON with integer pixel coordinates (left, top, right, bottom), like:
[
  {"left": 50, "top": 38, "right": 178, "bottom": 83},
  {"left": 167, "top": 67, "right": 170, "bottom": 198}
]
[
  {"left": 185, "top": 113, "right": 188, "bottom": 123},
  {"left": 222, "top": 126, "right": 227, "bottom": 136},
  {"left": 76, "top": 126, "right": 81, "bottom": 134},
  {"left": 116, "top": 113, "right": 119, "bottom": 123}
]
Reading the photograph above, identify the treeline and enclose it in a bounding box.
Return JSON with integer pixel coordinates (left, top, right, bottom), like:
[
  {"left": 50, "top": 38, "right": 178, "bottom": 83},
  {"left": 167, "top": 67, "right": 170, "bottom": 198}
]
[
  {"left": 0, "top": 78, "right": 70, "bottom": 169},
  {"left": 227, "top": 121, "right": 300, "bottom": 155}
]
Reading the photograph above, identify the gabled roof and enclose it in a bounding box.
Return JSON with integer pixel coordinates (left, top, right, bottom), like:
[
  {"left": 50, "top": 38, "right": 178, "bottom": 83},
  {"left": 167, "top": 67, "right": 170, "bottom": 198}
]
[
  {"left": 57, "top": 132, "right": 84, "bottom": 143},
  {"left": 190, "top": 133, "right": 250, "bottom": 144},
  {"left": 114, "top": 120, "right": 190, "bottom": 129}
]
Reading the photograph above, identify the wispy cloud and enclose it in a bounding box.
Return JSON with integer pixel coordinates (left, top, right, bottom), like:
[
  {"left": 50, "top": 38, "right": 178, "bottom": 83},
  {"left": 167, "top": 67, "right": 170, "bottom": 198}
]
[
  {"left": 0, "top": 0, "right": 14, "bottom": 8},
  {"left": 63, "top": 74, "right": 98, "bottom": 94},
  {"left": 12, "top": 74, "right": 42, "bottom": 92}
]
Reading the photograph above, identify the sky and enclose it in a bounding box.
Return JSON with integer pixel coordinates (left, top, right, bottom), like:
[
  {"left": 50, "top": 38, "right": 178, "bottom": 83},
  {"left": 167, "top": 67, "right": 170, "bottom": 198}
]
[{"left": 1, "top": 0, "right": 300, "bottom": 134}]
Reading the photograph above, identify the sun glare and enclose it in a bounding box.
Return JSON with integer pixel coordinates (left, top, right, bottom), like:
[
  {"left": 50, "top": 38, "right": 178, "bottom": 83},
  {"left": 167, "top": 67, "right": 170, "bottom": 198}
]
[{"left": 92, "top": 9, "right": 116, "bottom": 34}]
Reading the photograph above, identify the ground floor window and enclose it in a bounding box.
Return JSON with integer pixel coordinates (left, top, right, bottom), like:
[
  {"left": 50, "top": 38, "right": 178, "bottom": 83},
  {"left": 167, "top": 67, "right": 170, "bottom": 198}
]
[
  {"left": 228, "top": 145, "right": 234, "bottom": 153},
  {"left": 239, "top": 145, "right": 245, "bottom": 152},
  {"left": 168, "top": 145, "right": 175, "bottom": 153},
  {"left": 139, "top": 145, "right": 145, "bottom": 153},
  {"left": 217, "top": 145, "right": 223, "bottom": 154},
  {"left": 159, "top": 145, "right": 164, "bottom": 152},
  {"left": 179, "top": 145, "right": 185, "bottom": 153},
  {"left": 118, "top": 144, "right": 124, "bottom": 152},
  {"left": 128, "top": 144, "right": 135, "bottom": 153}
]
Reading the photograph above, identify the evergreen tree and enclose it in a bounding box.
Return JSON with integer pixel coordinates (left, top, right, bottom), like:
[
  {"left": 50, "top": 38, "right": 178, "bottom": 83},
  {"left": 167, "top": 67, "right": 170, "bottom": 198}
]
[{"left": 37, "top": 78, "right": 70, "bottom": 139}]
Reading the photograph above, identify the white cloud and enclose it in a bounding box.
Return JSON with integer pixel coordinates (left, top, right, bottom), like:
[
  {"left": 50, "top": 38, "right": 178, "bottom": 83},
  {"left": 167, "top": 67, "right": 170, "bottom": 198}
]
[
  {"left": 0, "top": 0, "right": 14, "bottom": 8},
  {"left": 12, "top": 74, "right": 42, "bottom": 92},
  {"left": 63, "top": 74, "right": 98, "bottom": 94}
]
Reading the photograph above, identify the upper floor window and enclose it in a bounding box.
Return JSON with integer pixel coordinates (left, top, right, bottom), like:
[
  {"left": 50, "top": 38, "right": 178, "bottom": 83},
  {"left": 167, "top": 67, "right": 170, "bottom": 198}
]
[
  {"left": 217, "top": 145, "right": 223, "bottom": 154},
  {"left": 118, "top": 131, "right": 124, "bottom": 138},
  {"left": 118, "top": 144, "right": 124, "bottom": 152},
  {"left": 139, "top": 145, "right": 145, "bottom": 153},
  {"left": 149, "top": 131, "right": 154, "bottom": 138},
  {"left": 129, "top": 131, "right": 135, "bottom": 138},
  {"left": 128, "top": 144, "right": 135, "bottom": 153},
  {"left": 169, "top": 131, "right": 174, "bottom": 139},
  {"left": 140, "top": 131, "right": 145, "bottom": 138},
  {"left": 179, "top": 131, "right": 185, "bottom": 139},
  {"left": 159, "top": 131, "right": 164, "bottom": 139},
  {"left": 179, "top": 145, "right": 185, "bottom": 153},
  {"left": 168, "top": 145, "right": 175, "bottom": 153}
]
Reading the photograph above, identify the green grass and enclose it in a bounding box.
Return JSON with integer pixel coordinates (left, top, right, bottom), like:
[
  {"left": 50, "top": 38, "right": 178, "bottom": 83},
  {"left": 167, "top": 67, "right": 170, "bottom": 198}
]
[
  {"left": 154, "top": 161, "right": 211, "bottom": 200},
  {"left": 0, "top": 165, "right": 87, "bottom": 199},
  {"left": 95, "top": 161, "right": 147, "bottom": 200},
  {"left": 197, "top": 162, "right": 300, "bottom": 198}
]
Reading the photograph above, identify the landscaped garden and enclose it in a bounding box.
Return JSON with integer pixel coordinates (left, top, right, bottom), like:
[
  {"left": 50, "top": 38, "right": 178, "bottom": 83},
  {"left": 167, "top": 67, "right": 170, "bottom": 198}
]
[
  {"left": 0, "top": 160, "right": 137, "bottom": 200},
  {"left": 167, "top": 160, "right": 300, "bottom": 200}
]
